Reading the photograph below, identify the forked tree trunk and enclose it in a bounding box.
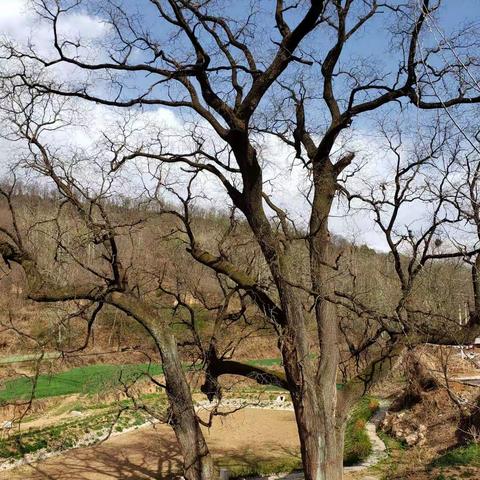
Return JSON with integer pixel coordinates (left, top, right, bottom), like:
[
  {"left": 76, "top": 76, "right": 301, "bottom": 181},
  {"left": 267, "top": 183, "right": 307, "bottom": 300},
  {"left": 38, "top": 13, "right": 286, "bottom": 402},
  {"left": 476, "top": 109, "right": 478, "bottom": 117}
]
[
  {"left": 277, "top": 280, "right": 345, "bottom": 480},
  {"left": 237, "top": 149, "right": 346, "bottom": 479}
]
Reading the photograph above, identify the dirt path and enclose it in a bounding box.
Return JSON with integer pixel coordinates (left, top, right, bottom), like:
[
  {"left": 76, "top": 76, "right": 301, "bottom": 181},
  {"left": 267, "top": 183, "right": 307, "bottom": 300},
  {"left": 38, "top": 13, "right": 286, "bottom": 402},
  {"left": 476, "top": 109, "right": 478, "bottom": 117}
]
[{"left": 0, "top": 409, "right": 300, "bottom": 480}]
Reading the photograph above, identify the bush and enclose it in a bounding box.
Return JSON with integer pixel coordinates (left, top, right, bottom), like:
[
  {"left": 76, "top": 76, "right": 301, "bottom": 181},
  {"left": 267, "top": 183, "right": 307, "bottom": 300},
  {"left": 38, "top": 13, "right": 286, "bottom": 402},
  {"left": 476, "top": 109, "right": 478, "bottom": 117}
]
[
  {"left": 368, "top": 398, "right": 380, "bottom": 413},
  {"left": 344, "top": 424, "right": 371, "bottom": 465}
]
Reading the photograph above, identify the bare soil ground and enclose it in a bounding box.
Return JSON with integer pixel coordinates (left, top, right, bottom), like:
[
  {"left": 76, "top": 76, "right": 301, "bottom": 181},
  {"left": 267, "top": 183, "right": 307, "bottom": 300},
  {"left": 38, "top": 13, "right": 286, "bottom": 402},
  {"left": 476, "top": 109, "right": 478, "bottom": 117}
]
[{"left": 0, "top": 408, "right": 301, "bottom": 480}]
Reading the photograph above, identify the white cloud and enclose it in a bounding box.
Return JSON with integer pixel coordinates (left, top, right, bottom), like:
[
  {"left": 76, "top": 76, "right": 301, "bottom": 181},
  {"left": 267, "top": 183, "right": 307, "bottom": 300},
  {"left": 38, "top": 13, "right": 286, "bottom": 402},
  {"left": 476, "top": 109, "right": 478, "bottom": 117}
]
[
  {"left": 0, "top": 0, "right": 110, "bottom": 80},
  {"left": 0, "top": 0, "right": 109, "bottom": 40}
]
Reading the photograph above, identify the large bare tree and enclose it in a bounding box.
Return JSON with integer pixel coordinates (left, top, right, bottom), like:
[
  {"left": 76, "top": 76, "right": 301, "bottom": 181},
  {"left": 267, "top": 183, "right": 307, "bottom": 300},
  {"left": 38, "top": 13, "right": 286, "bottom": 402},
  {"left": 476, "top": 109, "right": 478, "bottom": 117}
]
[
  {"left": 0, "top": 85, "right": 221, "bottom": 479},
  {"left": 0, "top": 79, "right": 284, "bottom": 480},
  {"left": 2, "top": 1, "right": 480, "bottom": 479}
]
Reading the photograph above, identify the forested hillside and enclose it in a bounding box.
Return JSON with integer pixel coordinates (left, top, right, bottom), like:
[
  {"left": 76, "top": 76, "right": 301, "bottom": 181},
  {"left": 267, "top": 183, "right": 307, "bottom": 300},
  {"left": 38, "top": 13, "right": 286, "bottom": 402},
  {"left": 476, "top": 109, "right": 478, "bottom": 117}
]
[{"left": 0, "top": 184, "right": 472, "bottom": 369}]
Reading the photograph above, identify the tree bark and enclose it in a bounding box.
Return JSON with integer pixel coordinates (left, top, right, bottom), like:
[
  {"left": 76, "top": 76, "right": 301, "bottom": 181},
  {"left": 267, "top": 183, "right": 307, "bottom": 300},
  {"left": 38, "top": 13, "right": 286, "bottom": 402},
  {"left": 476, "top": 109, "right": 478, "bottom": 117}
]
[
  {"left": 274, "top": 280, "right": 344, "bottom": 480},
  {"left": 110, "top": 294, "right": 216, "bottom": 480},
  {"left": 471, "top": 254, "right": 480, "bottom": 323},
  {"left": 161, "top": 334, "right": 215, "bottom": 480},
  {"left": 290, "top": 388, "right": 344, "bottom": 480},
  {"left": 307, "top": 158, "right": 343, "bottom": 479}
]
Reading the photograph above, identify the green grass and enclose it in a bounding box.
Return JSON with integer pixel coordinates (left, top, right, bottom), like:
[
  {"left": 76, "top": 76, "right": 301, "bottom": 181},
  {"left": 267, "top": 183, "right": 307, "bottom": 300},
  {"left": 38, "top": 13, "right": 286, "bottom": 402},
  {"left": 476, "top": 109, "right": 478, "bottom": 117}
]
[
  {"left": 343, "top": 397, "right": 378, "bottom": 466},
  {"left": 0, "top": 363, "right": 163, "bottom": 401},
  {"left": 245, "top": 358, "right": 281, "bottom": 367},
  {"left": 0, "top": 359, "right": 286, "bottom": 401},
  {"left": 431, "top": 443, "right": 480, "bottom": 468}
]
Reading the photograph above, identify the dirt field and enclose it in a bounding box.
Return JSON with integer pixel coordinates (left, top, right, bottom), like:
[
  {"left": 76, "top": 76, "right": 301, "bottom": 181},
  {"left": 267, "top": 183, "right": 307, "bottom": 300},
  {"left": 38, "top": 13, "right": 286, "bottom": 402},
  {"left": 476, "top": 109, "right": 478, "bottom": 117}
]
[{"left": 0, "top": 408, "right": 302, "bottom": 480}]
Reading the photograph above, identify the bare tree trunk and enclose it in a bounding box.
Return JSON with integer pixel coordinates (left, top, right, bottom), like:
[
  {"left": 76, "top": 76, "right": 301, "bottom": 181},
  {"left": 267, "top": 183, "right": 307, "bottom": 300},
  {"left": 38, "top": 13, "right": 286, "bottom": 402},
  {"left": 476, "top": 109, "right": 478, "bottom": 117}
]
[
  {"left": 290, "top": 389, "right": 344, "bottom": 480},
  {"left": 159, "top": 332, "right": 216, "bottom": 480},
  {"left": 307, "top": 158, "right": 342, "bottom": 480},
  {"left": 276, "top": 281, "right": 344, "bottom": 480},
  {"left": 170, "top": 403, "right": 215, "bottom": 480}
]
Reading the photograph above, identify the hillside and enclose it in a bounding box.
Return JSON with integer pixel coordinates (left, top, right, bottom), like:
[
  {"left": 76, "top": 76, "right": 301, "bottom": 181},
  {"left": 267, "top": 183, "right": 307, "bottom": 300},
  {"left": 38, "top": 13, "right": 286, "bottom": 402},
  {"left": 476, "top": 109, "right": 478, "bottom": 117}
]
[{"left": 0, "top": 187, "right": 473, "bottom": 364}]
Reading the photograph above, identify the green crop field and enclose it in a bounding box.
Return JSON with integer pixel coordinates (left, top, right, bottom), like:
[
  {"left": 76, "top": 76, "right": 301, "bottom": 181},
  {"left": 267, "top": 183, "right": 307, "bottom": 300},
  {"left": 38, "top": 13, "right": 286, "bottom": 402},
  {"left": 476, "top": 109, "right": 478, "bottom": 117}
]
[
  {"left": 0, "top": 363, "right": 164, "bottom": 401},
  {"left": 0, "top": 357, "right": 346, "bottom": 402},
  {"left": 0, "top": 358, "right": 285, "bottom": 402},
  {"left": 245, "top": 358, "right": 282, "bottom": 367}
]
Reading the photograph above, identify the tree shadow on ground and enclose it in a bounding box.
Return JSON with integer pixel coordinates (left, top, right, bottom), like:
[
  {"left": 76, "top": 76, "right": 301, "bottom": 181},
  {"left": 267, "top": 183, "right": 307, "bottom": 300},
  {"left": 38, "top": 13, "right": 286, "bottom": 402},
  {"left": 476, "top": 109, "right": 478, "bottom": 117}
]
[
  {"left": 11, "top": 441, "right": 302, "bottom": 480},
  {"left": 215, "top": 445, "right": 302, "bottom": 476},
  {"left": 2, "top": 410, "right": 301, "bottom": 480},
  {"left": 12, "top": 434, "right": 183, "bottom": 480}
]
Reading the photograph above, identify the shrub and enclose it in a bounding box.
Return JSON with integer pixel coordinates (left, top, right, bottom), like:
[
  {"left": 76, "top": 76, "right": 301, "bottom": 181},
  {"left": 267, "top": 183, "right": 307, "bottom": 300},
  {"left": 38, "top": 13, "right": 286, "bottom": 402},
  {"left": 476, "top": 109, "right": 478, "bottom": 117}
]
[{"left": 368, "top": 398, "right": 380, "bottom": 413}]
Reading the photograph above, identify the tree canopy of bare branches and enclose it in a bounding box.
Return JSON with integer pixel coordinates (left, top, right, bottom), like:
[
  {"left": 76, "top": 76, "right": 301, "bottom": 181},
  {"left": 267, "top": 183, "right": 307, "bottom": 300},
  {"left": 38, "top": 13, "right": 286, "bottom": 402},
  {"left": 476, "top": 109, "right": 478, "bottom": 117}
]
[{"left": 1, "top": 1, "right": 480, "bottom": 479}]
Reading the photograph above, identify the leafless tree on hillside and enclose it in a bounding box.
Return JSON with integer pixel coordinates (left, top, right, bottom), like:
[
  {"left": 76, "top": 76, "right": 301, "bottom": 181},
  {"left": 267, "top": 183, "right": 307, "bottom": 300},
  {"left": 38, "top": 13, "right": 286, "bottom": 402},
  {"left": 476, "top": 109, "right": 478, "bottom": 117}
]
[
  {"left": 0, "top": 86, "right": 221, "bottom": 479},
  {"left": 1, "top": 1, "right": 480, "bottom": 479}
]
